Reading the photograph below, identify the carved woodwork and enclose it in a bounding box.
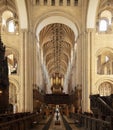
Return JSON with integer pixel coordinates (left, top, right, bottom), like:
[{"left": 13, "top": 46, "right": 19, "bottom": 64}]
[
  {"left": 45, "top": 94, "right": 70, "bottom": 104},
  {"left": 90, "top": 94, "right": 113, "bottom": 116}
]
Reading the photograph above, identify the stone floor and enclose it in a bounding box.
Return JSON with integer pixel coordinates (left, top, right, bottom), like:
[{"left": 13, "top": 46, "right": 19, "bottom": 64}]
[
  {"left": 30, "top": 113, "right": 84, "bottom": 130},
  {"left": 49, "top": 113, "right": 66, "bottom": 130}
]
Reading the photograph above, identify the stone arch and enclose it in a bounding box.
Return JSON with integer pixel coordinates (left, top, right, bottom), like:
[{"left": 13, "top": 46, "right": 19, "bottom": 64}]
[
  {"left": 0, "top": 4, "right": 17, "bottom": 14},
  {"left": 99, "top": 82, "right": 112, "bottom": 96},
  {"left": 87, "top": 0, "right": 100, "bottom": 28},
  {"left": 5, "top": 47, "right": 19, "bottom": 61},
  {"left": 9, "top": 78, "right": 20, "bottom": 92},
  {"left": 9, "top": 78, "right": 20, "bottom": 112},
  {"left": 5, "top": 47, "right": 19, "bottom": 75},
  {"left": 34, "top": 11, "right": 80, "bottom": 42},
  {"left": 96, "top": 47, "right": 113, "bottom": 57},
  {"left": 34, "top": 11, "right": 80, "bottom": 93},
  {"left": 95, "top": 77, "right": 113, "bottom": 94},
  {"left": 15, "top": 0, "right": 28, "bottom": 29},
  {"left": 96, "top": 47, "right": 113, "bottom": 75}
]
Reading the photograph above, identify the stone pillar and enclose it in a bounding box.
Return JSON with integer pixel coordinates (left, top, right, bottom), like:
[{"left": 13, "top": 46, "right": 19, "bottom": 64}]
[
  {"left": 19, "top": 31, "right": 26, "bottom": 112},
  {"left": 40, "top": 0, "right": 44, "bottom": 6},
  {"left": 76, "top": 37, "right": 82, "bottom": 85},
  {"left": 84, "top": 29, "right": 90, "bottom": 112},
  {"left": 81, "top": 29, "right": 95, "bottom": 112},
  {"left": 55, "top": 0, "right": 59, "bottom": 6},
  {"left": 70, "top": 0, "right": 74, "bottom": 6},
  {"left": 91, "top": 29, "right": 97, "bottom": 94},
  {"left": 21, "top": 30, "right": 33, "bottom": 112},
  {"left": 63, "top": 0, "right": 67, "bottom": 6},
  {"left": 47, "top": 0, "right": 52, "bottom": 6},
  {"left": 32, "top": 0, "right": 36, "bottom": 5}
]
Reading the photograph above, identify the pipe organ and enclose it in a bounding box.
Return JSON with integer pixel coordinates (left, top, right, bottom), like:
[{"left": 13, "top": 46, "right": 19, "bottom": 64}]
[{"left": 51, "top": 73, "right": 63, "bottom": 94}]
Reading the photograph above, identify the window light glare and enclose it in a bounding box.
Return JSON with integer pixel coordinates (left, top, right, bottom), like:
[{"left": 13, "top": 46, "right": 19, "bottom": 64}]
[
  {"left": 99, "top": 20, "right": 107, "bottom": 31},
  {"left": 105, "top": 56, "right": 109, "bottom": 62},
  {"left": 8, "top": 20, "right": 15, "bottom": 32}
]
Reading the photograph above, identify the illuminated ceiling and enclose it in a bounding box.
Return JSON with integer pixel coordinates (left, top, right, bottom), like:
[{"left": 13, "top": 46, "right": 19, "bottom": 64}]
[{"left": 39, "top": 23, "right": 75, "bottom": 78}]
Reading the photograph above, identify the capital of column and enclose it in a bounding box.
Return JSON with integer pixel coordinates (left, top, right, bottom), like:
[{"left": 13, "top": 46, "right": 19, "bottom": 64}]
[{"left": 86, "top": 28, "right": 96, "bottom": 33}]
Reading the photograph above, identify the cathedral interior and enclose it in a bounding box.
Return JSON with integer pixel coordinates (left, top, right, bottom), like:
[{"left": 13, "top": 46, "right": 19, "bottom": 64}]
[{"left": 0, "top": 0, "right": 113, "bottom": 130}]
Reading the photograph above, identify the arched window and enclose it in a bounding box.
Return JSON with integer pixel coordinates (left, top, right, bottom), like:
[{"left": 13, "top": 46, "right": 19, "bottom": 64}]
[
  {"left": 97, "top": 10, "right": 112, "bottom": 32},
  {"left": 101, "top": 10, "right": 112, "bottom": 24},
  {"left": 99, "top": 19, "right": 108, "bottom": 31},
  {"left": 1, "top": 10, "right": 19, "bottom": 34},
  {"left": 99, "top": 82, "right": 112, "bottom": 96},
  {"left": 7, "top": 53, "right": 18, "bottom": 75},
  {"left": 97, "top": 50, "right": 113, "bottom": 75},
  {"left": 8, "top": 19, "right": 15, "bottom": 32}
]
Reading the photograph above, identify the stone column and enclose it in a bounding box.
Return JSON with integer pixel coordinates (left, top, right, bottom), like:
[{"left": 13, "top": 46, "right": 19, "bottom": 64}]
[
  {"left": 70, "top": 0, "right": 74, "bottom": 6},
  {"left": 55, "top": 0, "right": 59, "bottom": 6},
  {"left": 40, "top": 0, "right": 44, "bottom": 6},
  {"left": 63, "top": 0, "right": 67, "bottom": 6},
  {"left": 91, "top": 29, "right": 96, "bottom": 94},
  {"left": 21, "top": 30, "right": 33, "bottom": 112},
  {"left": 47, "top": 0, "right": 52, "bottom": 6},
  {"left": 81, "top": 29, "right": 95, "bottom": 112},
  {"left": 19, "top": 31, "right": 26, "bottom": 112},
  {"left": 76, "top": 37, "right": 82, "bottom": 85},
  {"left": 32, "top": 0, "right": 36, "bottom": 5}
]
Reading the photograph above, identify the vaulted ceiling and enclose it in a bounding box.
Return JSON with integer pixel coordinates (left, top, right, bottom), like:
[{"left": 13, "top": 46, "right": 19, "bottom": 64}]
[
  {"left": 0, "top": 0, "right": 16, "bottom": 12},
  {"left": 39, "top": 23, "right": 75, "bottom": 78}
]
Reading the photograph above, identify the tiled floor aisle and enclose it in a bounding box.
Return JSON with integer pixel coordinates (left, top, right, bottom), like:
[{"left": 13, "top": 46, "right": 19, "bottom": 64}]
[
  {"left": 30, "top": 113, "right": 84, "bottom": 130},
  {"left": 49, "top": 113, "right": 66, "bottom": 130}
]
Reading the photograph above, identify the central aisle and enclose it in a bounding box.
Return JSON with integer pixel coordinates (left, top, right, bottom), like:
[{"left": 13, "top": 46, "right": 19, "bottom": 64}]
[
  {"left": 49, "top": 112, "right": 66, "bottom": 130},
  {"left": 30, "top": 112, "right": 84, "bottom": 130}
]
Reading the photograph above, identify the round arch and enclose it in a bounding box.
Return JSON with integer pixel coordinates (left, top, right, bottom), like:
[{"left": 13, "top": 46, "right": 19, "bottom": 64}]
[
  {"left": 9, "top": 78, "right": 20, "bottom": 92},
  {"left": 6, "top": 47, "right": 19, "bottom": 59},
  {"left": 34, "top": 12, "right": 80, "bottom": 42},
  {"left": 87, "top": 0, "right": 100, "bottom": 28},
  {"left": 95, "top": 77, "right": 113, "bottom": 93},
  {"left": 96, "top": 47, "right": 113, "bottom": 57},
  {"left": 9, "top": 77, "right": 20, "bottom": 112},
  {"left": 15, "top": 0, "right": 28, "bottom": 29},
  {"left": 34, "top": 11, "right": 80, "bottom": 94},
  {"left": 5, "top": 47, "right": 19, "bottom": 75}
]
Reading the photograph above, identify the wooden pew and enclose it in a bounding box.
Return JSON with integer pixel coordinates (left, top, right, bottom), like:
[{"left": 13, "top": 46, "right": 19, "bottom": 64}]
[{"left": 0, "top": 112, "right": 43, "bottom": 130}]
